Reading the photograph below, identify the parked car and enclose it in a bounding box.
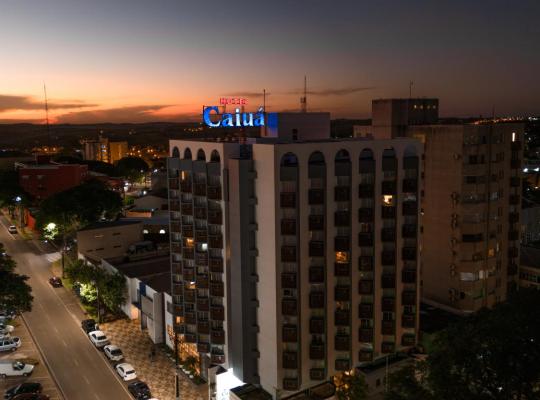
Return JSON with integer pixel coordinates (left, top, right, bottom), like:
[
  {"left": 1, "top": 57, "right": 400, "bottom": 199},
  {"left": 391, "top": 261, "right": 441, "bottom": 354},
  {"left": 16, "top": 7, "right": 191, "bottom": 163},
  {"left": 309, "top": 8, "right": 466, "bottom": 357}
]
[
  {"left": 0, "top": 310, "right": 16, "bottom": 323},
  {"left": 127, "top": 381, "right": 152, "bottom": 400},
  {"left": 11, "top": 395, "right": 49, "bottom": 400},
  {"left": 0, "top": 337, "right": 21, "bottom": 352},
  {"left": 48, "top": 277, "right": 62, "bottom": 288},
  {"left": 103, "top": 345, "right": 123, "bottom": 361},
  {"left": 8, "top": 226, "right": 17, "bottom": 234},
  {"left": 0, "top": 323, "right": 14, "bottom": 335},
  {"left": 115, "top": 363, "right": 137, "bottom": 381},
  {"left": 88, "top": 331, "right": 109, "bottom": 348},
  {"left": 0, "top": 361, "right": 34, "bottom": 378},
  {"left": 81, "top": 319, "right": 98, "bottom": 334},
  {"left": 4, "top": 382, "right": 42, "bottom": 399}
]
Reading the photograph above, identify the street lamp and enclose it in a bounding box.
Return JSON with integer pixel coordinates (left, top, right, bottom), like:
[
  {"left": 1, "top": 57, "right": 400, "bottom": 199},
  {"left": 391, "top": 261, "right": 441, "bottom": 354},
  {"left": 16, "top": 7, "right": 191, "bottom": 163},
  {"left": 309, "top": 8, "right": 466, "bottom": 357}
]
[{"left": 14, "top": 196, "right": 22, "bottom": 228}]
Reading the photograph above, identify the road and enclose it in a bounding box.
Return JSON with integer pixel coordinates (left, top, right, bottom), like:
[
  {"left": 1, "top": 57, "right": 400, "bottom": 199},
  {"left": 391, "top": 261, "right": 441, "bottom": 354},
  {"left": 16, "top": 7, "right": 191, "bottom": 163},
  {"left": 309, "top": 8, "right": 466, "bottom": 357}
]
[{"left": 0, "top": 216, "right": 132, "bottom": 400}]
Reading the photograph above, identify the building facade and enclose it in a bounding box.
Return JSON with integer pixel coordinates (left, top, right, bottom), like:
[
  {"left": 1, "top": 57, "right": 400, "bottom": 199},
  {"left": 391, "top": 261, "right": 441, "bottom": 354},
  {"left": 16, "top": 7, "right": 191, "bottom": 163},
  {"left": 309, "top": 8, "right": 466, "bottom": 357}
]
[
  {"left": 167, "top": 137, "right": 422, "bottom": 397},
  {"left": 82, "top": 137, "right": 128, "bottom": 164}
]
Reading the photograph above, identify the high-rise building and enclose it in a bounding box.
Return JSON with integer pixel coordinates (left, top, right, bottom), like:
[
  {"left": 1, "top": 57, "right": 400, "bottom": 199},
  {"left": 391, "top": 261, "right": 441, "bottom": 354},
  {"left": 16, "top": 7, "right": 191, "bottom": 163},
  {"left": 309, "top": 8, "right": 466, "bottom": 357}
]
[
  {"left": 82, "top": 136, "right": 128, "bottom": 164},
  {"left": 357, "top": 98, "right": 524, "bottom": 314},
  {"left": 167, "top": 135, "right": 422, "bottom": 398}
]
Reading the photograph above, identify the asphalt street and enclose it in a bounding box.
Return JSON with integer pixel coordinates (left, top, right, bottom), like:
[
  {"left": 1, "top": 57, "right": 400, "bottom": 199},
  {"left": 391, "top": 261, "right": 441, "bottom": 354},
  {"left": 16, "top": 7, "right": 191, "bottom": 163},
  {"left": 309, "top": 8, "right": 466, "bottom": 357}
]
[{"left": 0, "top": 216, "right": 132, "bottom": 400}]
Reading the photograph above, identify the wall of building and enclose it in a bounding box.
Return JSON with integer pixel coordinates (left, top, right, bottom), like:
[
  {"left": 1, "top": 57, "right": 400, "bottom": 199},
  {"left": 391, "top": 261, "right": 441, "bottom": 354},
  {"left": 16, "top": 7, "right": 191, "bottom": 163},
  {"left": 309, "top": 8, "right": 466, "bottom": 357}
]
[
  {"left": 18, "top": 164, "right": 88, "bottom": 199},
  {"left": 77, "top": 222, "right": 143, "bottom": 262}
]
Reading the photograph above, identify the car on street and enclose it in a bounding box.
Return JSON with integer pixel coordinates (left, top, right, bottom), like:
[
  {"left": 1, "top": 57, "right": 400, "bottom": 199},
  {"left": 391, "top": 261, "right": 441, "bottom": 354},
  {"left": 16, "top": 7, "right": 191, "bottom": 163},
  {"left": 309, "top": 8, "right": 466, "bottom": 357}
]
[
  {"left": 81, "top": 319, "right": 98, "bottom": 333},
  {"left": 103, "top": 345, "right": 124, "bottom": 361},
  {"left": 0, "top": 360, "right": 34, "bottom": 378},
  {"left": 0, "top": 310, "right": 16, "bottom": 323},
  {"left": 127, "top": 381, "right": 152, "bottom": 400},
  {"left": 11, "top": 395, "right": 49, "bottom": 400},
  {"left": 115, "top": 363, "right": 137, "bottom": 381},
  {"left": 4, "top": 382, "right": 42, "bottom": 399},
  {"left": 8, "top": 226, "right": 17, "bottom": 234},
  {"left": 48, "top": 277, "right": 62, "bottom": 288},
  {"left": 88, "top": 330, "right": 109, "bottom": 348},
  {"left": 0, "top": 337, "right": 21, "bottom": 352},
  {"left": 0, "top": 323, "right": 14, "bottom": 335}
]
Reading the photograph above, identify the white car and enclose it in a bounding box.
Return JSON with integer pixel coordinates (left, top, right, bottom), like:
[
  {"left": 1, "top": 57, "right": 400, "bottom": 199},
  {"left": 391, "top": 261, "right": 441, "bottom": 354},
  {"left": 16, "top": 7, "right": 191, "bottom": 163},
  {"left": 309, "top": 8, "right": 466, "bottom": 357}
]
[
  {"left": 88, "top": 330, "right": 109, "bottom": 348},
  {"left": 103, "top": 345, "right": 124, "bottom": 361},
  {"left": 8, "top": 225, "right": 17, "bottom": 234},
  {"left": 0, "top": 337, "right": 21, "bottom": 352},
  {"left": 0, "top": 324, "right": 14, "bottom": 335},
  {"left": 115, "top": 363, "right": 137, "bottom": 381}
]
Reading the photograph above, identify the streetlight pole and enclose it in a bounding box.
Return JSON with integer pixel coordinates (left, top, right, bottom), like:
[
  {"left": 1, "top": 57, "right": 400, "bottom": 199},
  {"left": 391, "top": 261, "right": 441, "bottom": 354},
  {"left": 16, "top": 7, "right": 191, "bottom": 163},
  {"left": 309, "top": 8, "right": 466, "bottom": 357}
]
[
  {"left": 174, "top": 331, "right": 181, "bottom": 400},
  {"left": 96, "top": 283, "right": 100, "bottom": 324}
]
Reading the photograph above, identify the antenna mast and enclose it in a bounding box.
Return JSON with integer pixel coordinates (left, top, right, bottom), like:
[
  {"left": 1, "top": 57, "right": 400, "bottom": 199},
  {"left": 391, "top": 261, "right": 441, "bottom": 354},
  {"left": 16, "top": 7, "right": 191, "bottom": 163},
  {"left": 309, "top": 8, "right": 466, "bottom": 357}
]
[
  {"left": 44, "top": 84, "right": 50, "bottom": 146},
  {"left": 409, "top": 81, "right": 413, "bottom": 98},
  {"left": 300, "top": 76, "right": 307, "bottom": 113}
]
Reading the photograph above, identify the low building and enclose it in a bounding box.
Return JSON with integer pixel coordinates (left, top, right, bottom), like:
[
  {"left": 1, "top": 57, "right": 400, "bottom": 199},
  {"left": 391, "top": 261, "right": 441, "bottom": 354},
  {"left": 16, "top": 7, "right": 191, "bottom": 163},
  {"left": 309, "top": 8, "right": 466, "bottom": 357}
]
[
  {"left": 519, "top": 246, "right": 540, "bottom": 289},
  {"left": 522, "top": 205, "right": 540, "bottom": 245}
]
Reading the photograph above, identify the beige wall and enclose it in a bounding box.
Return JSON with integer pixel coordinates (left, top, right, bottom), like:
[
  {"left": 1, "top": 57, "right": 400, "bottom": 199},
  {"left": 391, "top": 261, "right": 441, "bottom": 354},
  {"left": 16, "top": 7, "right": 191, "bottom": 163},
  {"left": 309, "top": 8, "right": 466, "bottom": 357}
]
[{"left": 77, "top": 222, "right": 143, "bottom": 262}]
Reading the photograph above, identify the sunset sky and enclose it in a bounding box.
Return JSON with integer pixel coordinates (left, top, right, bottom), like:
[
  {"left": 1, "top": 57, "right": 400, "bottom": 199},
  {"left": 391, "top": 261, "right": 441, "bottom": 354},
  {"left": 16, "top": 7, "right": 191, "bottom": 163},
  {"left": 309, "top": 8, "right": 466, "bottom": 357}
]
[{"left": 0, "top": 0, "right": 539, "bottom": 123}]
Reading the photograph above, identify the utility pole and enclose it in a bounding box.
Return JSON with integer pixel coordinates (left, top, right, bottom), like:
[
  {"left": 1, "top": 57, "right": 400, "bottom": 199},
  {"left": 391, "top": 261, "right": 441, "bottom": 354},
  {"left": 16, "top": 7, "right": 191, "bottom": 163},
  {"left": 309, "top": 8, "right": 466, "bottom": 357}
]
[
  {"left": 44, "top": 84, "right": 51, "bottom": 147},
  {"left": 174, "top": 332, "right": 181, "bottom": 399},
  {"left": 409, "top": 81, "right": 413, "bottom": 98},
  {"left": 61, "top": 212, "right": 66, "bottom": 279}
]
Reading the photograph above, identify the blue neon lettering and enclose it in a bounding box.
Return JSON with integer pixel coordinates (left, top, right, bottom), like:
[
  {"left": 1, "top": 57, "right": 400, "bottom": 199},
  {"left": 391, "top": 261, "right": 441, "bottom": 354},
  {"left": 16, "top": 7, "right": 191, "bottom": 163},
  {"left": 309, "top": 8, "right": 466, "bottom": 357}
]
[
  {"left": 203, "top": 106, "right": 265, "bottom": 128},
  {"left": 203, "top": 106, "right": 221, "bottom": 127}
]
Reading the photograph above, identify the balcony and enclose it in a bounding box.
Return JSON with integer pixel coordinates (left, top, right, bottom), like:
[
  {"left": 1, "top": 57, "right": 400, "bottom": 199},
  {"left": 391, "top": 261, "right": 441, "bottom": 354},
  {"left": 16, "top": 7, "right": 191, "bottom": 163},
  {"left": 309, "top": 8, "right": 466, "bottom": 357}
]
[
  {"left": 282, "top": 351, "right": 298, "bottom": 369},
  {"left": 402, "top": 201, "right": 418, "bottom": 216},
  {"left": 359, "top": 350, "right": 373, "bottom": 362},
  {"left": 334, "top": 262, "right": 350, "bottom": 276},
  {"left": 170, "top": 200, "right": 180, "bottom": 211},
  {"left": 182, "top": 225, "right": 194, "bottom": 237},
  {"left": 310, "top": 317, "right": 325, "bottom": 334},
  {"left": 510, "top": 176, "right": 521, "bottom": 188},
  {"left": 281, "top": 245, "right": 297, "bottom": 262},
  {"left": 334, "top": 210, "right": 350, "bottom": 226},
  {"left": 359, "top": 256, "right": 373, "bottom": 271},
  {"left": 381, "top": 206, "right": 396, "bottom": 219},
  {"left": 402, "top": 314, "right": 416, "bottom": 328},
  {"left": 207, "top": 185, "right": 222, "bottom": 200},
  {"left": 210, "top": 305, "right": 224, "bottom": 321},
  {"left": 208, "top": 209, "right": 223, "bottom": 225},
  {"left": 335, "top": 335, "right": 350, "bottom": 351},
  {"left": 381, "top": 228, "right": 396, "bottom": 242},
  {"left": 209, "top": 235, "right": 223, "bottom": 249},
  {"left": 359, "top": 280, "right": 373, "bottom": 295},
  {"left": 402, "top": 334, "right": 416, "bottom": 346},
  {"left": 309, "top": 292, "right": 325, "bottom": 309},
  {"left": 196, "top": 274, "right": 209, "bottom": 289},
  {"left": 185, "top": 312, "right": 196, "bottom": 325},
  {"left": 509, "top": 212, "right": 519, "bottom": 224},
  {"left": 381, "top": 274, "right": 396, "bottom": 289},
  {"left": 402, "top": 290, "right": 416, "bottom": 306},
  {"left": 280, "top": 192, "right": 296, "bottom": 208},
  {"left": 180, "top": 182, "right": 192, "bottom": 193},
  {"left": 462, "top": 233, "right": 483, "bottom": 243},
  {"left": 309, "top": 215, "right": 324, "bottom": 230},
  {"left": 184, "top": 289, "right": 196, "bottom": 304},
  {"left": 402, "top": 224, "right": 417, "bottom": 238},
  {"left": 335, "top": 309, "right": 350, "bottom": 326},
  {"left": 184, "top": 333, "right": 196, "bottom": 343},
  {"left": 510, "top": 158, "right": 521, "bottom": 169},
  {"left": 334, "top": 236, "right": 350, "bottom": 251},
  {"left": 358, "top": 232, "right": 374, "bottom": 247},
  {"left": 183, "top": 248, "right": 194, "bottom": 259},
  {"left": 195, "top": 252, "right": 208, "bottom": 266},
  {"left": 308, "top": 189, "right": 325, "bottom": 205},
  {"left": 282, "top": 299, "right": 298, "bottom": 315},
  {"left": 194, "top": 207, "right": 207, "bottom": 220},
  {"left": 334, "top": 186, "right": 351, "bottom": 202},
  {"left": 281, "top": 219, "right": 296, "bottom": 235},
  {"left": 197, "top": 297, "right": 209, "bottom": 311},
  {"left": 402, "top": 178, "right": 418, "bottom": 193},
  {"left": 283, "top": 378, "right": 299, "bottom": 391},
  {"left": 508, "top": 247, "right": 519, "bottom": 258},
  {"left": 358, "top": 207, "right": 374, "bottom": 222},
  {"left": 382, "top": 297, "right": 395, "bottom": 312},
  {"left": 358, "top": 183, "right": 374, "bottom": 198},
  {"left": 197, "top": 342, "right": 210, "bottom": 353},
  {"left": 402, "top": 247, "right": 417, "bottom": 261},
  {"left": 282, "top": 324, "right": 298, "bottom": 342},
  {"left": 509, "top": 194, "right": 520, "bottom": 205},
  {"left": 281, "top": 272, "right": 297, "bottom": 289},
  {"left": 335, "top": 285, "right": 350, "bottom": 301},
  {"left": 194, "top": 183, "right": 206, "bottom": 196},
  {"left": 171, "top": 243, "right": 181, "bottom": 253},
  {"left": 507, "top": 263, "right": 518, "bottom": 276},
  {"left": 171, "top": 222, "right": 181, "bottom": 232},
  {"left": 197, "top": 320, "right": 210, "bottom": 334},
  {"left": 359, "top": 303, "right": 373, "bottom": 319},
  {"left": 335, "top": 359, "right": 351, "bottom": 371},
  {"left": 381, "top": 342, "right": 395, "bottom": 354},
  {"left": 211, "top": 353, "right": 225, "bottom": 364},
  {"left": 359, "top": 328, "right": 373, "bottom": 343},
  {"left": 381, "top": 320, "right": 395, "bottom": 335},
  {"left": 210, "top": 281, "right": 224, "bottom": 297},
  {"left": 310, "top": 368, "right": 326, "bottom": 381},
  {"left": 381, "top": 250, "right": 396, "bottom": 266},
  {"left": 309, "top": 241, "right": 325, "bottom": 257},
  {"left": 195, "top": 230, "right": 207, "bottom": 242},
  {"left": 508, "top": 230, "right": 519, "bottom": 241},
  {"left": 382, "top": 181, "right": 396, "bottom": 195},
  {"left": 181, "top": 204, "right": 193, "bottom": 215},
  {"left": 309, "top": 266, "right": 324, "bottom": 283},
  {"left": 209, "top": 257, "right": 223, "bottom": 273},
  {"left": 169, "top": 180, "right": 179, "bottom": 190},
  {"left": 211, "top": 329, "right": 225, "bottom": 344},
  {"left": 402, "top": 269, "right": 417, "bottom": 283},
  {"left": 310, "top": 344, "right": 325, "bottom": 360}
]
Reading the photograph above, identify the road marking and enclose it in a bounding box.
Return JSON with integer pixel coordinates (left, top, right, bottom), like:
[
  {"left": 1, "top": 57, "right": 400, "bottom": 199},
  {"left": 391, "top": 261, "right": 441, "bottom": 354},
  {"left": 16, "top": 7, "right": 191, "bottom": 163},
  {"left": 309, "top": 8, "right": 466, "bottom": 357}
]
[
  {"left": 94, "top": 394, "right": 101, "bottom": 400},
  {"left": 73, "top": 357, "right": 79, "bottom": 366},
  {"left": 61, "top": 338, "right": 68, "bottom": 347},
  {"left": 84, "top": 375, "right": 90, "bottom": 385},
  {"left": 52, "top": 326, "right": 59, "bottom": 334}
]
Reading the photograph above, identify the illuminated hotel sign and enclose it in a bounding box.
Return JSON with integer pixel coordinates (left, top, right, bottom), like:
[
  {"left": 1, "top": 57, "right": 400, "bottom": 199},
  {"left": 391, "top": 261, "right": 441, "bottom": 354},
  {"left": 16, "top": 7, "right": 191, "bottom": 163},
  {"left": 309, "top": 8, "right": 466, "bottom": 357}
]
[
  {"left": 219, "top": 97, "right": 247, "bottom": 105},
  {"left": 203, "top": 106, "right": 265, "bottom": 128}
]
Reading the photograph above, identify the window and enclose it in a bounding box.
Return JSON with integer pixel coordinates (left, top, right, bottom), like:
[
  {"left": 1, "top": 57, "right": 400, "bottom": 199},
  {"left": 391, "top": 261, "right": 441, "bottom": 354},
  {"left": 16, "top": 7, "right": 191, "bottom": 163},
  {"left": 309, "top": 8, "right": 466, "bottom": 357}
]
[
  {"left": 383, "top": 195, "right": 394, "bottom": 206},
  {"left": 335, "top": 251, "right": 349, "bottom": 263},
  {"left": 113, "top": 232, "right": 121, "bottom": 236}
]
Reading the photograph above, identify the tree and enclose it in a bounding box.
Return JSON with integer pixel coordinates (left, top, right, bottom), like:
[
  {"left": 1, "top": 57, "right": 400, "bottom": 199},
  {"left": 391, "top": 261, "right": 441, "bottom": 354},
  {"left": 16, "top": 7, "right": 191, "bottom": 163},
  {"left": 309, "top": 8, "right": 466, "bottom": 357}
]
[
  {"left": 100, "top": 272, "right": 127, "bottom": 314},
  {"left": 115, "top": 157, "right": 149, "bottom": 183},
  {"left": 335, "top": 371, "right": 368, "bottom": 400},
  {"left": 385, "top": 363, "right": 433, "bottom": 400},
  {"left": 0, "top": 244, "right": 33, "bottom": 314},
  {"left": 0, "top": 170, "right": 30, "bottom": 209}
]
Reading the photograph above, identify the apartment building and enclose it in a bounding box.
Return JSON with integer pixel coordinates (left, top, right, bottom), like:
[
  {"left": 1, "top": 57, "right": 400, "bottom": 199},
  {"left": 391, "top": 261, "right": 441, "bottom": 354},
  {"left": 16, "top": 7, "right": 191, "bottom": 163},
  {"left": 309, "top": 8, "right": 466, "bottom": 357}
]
[
  {"left": 82, "top": 136, "right": 128, "bottom": 164},
  {"left": 167, "top": 136, "right": 422, "bottom": 398}
]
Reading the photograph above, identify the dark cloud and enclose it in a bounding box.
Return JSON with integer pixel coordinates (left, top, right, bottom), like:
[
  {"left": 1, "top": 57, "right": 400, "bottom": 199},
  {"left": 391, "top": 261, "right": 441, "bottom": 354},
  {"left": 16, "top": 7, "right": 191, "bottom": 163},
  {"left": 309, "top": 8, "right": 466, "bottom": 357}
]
[
  {"left": 287, "top": 86, "right": 376, "bottom": 96},
  {"left": 56, "top": 105, "right": 174, "bottom": 123},
  {"left": 0, "top": 94, "right": 97, "bottom": 112},
  {"left": 225, "top": 91, "right": 269, "bottom": 98}
]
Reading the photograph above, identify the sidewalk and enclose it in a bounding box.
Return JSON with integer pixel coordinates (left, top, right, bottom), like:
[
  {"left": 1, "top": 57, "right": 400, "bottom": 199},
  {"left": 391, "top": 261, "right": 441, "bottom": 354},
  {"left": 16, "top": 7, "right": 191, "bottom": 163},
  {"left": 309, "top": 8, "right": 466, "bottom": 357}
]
[{"left": 100, "top": 319, "right": 207, "bottom": 400}]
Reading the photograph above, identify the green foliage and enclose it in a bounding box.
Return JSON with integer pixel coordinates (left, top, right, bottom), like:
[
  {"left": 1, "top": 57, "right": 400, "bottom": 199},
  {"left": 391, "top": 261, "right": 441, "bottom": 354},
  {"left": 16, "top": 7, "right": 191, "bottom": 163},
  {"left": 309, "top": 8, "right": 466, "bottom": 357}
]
[
  {"left": 335, "top": 372, "right": 368, "bottom": 400},
  {"left": 0, "top": 244, "right": 33, "bottom": 313},
  {"left": 385, "top": 363, "right": 433, "bottom": 400},
  {"left": 79, "top": 283, "right": 97, "bottom": 303},
  {"left": 0, "top": 170, "right": 30, "bottom": 208},
  {"left": 100, "top": 272, "right": 127, "bottom": 314},
  {"left": 115, "top": 157, "right": 149, "bottom": 183}
]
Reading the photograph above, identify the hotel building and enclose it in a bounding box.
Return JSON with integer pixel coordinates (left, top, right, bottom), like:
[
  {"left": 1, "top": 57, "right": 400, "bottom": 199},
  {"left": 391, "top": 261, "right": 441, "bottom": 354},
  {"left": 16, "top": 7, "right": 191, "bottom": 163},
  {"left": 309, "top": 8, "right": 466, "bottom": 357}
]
[{"left": 167, "top": 133, "right": 422, "bottom": 397}]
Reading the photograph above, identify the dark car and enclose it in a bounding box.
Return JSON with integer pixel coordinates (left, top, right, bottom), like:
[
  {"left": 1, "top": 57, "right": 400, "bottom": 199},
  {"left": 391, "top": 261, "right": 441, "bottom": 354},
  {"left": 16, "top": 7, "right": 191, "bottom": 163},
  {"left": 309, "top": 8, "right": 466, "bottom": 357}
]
[
  {"left": 48, "top": 277, "right": 62, "bottom": 288},
  {"left": 11, "top": 394, "right": 49, "bottom": 400},
  {"left": 4, "top": 382, "right": 42, "bottom": 400},
  {"left": 81, "top": 319, "right": 98, "bottom": 333},
  {"left": 127, "top": 381, "right": 152, "bottom": 400}
]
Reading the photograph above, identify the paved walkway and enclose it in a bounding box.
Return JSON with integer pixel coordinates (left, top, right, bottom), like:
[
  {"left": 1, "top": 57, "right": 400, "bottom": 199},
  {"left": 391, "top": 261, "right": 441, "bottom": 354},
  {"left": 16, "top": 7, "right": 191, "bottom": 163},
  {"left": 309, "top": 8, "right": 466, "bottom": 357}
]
[{"left": 100, "top": 319, "right": 207, "bottom": 400}]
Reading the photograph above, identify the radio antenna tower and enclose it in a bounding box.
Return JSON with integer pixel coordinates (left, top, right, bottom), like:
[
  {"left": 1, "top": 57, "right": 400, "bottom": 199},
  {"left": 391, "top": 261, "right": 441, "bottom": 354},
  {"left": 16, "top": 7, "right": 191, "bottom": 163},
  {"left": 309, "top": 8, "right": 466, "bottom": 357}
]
[
  {"left": 300, "top": 76, "right": 307, "bottom": 113},
  {"left": 44, "top": 84, "right": 51, "bottom": 147}
]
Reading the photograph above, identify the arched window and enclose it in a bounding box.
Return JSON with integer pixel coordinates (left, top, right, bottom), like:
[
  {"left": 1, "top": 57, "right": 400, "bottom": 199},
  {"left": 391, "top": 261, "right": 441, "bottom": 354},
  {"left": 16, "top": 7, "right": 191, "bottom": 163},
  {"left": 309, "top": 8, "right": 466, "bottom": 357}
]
[
  {"left": 197, "top": 149, "right": 206, "bottom": 161},
  {"left": 281, "top": 152, "right": 299, "bottom": 167},
  {"left": 171, "top": 147, "right": 180, "bottom": 158},
  {"left": 360, "top": 148, "right": 374, "bottom": 160},
  {"left": 210, "top": 150, "right": 221, "bottom": 162},
  {"left": 308, "top": 151, "right": 325, "bottom": 165},
  {"left": 184, "top": 148, "right": 192, "bottom": 160},
  {"left": 335, "top": 149, "right": 350, "bottom": 162}
]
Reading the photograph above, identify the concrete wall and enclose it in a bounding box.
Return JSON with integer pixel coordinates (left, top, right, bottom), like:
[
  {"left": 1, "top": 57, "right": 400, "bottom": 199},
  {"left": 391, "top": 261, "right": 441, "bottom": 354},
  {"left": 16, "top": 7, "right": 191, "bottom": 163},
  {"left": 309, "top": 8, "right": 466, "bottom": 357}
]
[{"left": 77, "top": 222, "right": 143, "bottom": 261}]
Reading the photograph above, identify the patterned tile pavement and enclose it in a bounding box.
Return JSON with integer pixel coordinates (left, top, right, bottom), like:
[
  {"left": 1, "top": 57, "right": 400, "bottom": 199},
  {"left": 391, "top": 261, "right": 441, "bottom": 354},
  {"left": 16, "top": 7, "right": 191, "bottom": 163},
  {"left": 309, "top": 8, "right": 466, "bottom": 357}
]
[{"left": 100, "top": 319, "right": 207, "bottom": 400}]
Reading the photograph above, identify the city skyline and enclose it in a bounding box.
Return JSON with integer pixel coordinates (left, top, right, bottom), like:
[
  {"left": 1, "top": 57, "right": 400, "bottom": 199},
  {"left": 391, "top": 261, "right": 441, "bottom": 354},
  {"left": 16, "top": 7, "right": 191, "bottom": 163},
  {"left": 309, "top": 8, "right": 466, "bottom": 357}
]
[{"left": 1, "top": 0, "right": 539, "bottom": 124}]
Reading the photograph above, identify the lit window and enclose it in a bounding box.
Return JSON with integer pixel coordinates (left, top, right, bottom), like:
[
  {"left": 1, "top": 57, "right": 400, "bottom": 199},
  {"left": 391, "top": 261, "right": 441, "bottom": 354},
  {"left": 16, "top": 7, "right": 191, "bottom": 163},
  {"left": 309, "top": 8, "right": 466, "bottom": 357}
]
[
  {"left": 186, "top": 238, "right": 194, "bottom": 247},
  {"left": 143, "top": 229, "right": 149, "bottom": 234},
  {"left": 335, "top": 251, "right": 349, "bottom": 263},
  {"left": 383, "top": 195, "right": 394, "bottom": 206},
  {"left": 159, "top": 229, "right": 166, "bottom": 234},
  {"left": 201, "top": 243, "right": 208, "bottom": 251},
  {"left": 512, "top": 132, "right": 516, "bottom": 142}
]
